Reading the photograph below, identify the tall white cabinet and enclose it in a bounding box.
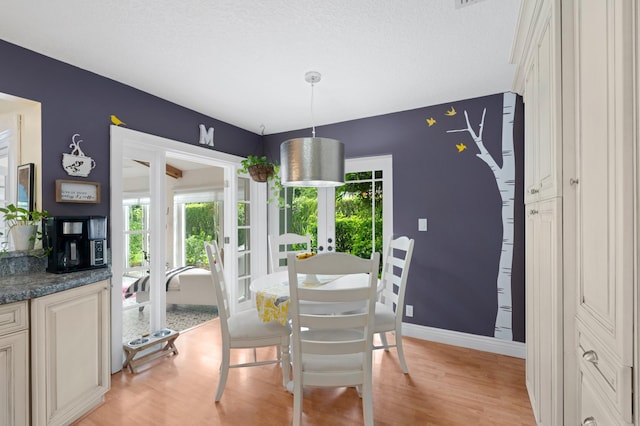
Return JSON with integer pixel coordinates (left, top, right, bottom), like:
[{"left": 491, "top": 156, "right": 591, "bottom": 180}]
[
  {"left": 566, "top": 1, "right": 635, "bottom": 424},
  {"left": 513, "top": 0, "right": 564, "bottom": 424},
  {"left": 513, "top": 0, "right": 637, "bottom": 424}
]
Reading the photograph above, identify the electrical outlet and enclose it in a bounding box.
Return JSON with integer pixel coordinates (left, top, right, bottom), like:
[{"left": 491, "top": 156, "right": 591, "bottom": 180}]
[{"left": 406, "top": 305, "right": 413, "bottom": 317}]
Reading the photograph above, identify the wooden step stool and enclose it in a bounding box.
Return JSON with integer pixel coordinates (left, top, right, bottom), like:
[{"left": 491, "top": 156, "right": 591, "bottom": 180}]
[{"left": 123, "top": 328, "right": 179, "bottom": 373}]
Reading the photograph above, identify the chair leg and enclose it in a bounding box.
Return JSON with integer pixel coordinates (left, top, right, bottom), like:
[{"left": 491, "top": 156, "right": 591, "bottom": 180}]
[
  {"left": 395, "top": 329, "right": 409, "bottom": 374},
  {"left": 379, "top": 331, "right": 390, "bottom": 351},
  {"left": 215, "top": 346, "right": 230, "bottom": 402},
  {"left": 292, "top": 382, "right": 303, "bottom": 426},
  {"left": 281, "top": 336, "right": 291, "bottom": 387},
  {"left": 362, "top": 380, "right": 374, "bottom": 426}
]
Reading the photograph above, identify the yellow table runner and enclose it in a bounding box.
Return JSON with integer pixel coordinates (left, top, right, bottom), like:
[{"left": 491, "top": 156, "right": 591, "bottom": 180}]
[
  {"left": 255, "top": 286, "right": 290, "bottom": 325},
  {"left": 255, "top": 275, "right": 337, "bottom": 325}
]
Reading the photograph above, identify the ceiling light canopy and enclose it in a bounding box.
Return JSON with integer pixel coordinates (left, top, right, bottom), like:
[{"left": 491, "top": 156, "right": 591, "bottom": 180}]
[{"left": 280, "top": 71, "right": 345, "bottom": 187}]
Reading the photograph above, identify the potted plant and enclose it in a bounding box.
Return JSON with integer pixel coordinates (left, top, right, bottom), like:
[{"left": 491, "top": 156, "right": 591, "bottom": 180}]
[
  {"left": 238, "top": 155, "right": 284, "bottom": 206},
  {"left": 0, "top": 203, "right": 49, "bottom": 252}
]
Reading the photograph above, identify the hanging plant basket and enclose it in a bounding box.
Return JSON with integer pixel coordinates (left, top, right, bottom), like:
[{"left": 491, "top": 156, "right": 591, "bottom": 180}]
[{"left": 248, "top": 164, "right": 275, "bottom": 182}]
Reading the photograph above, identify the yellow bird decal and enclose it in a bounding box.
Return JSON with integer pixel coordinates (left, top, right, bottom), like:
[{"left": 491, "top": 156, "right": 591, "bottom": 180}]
[
  {"left": 456, "top": 143, "right": 467, "bottom": 152},
  {"left": 426, "top": 117, "right": 436, "bottom": 127},
  {"left": 111, "top": 115, "right": 126, "bottom": 126},
  {"left": 445, "top": 106, "right": 457, "bottom": 116}
]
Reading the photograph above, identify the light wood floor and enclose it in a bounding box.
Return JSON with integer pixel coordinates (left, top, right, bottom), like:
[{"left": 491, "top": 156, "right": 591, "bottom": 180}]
[{"left": 74, "top": 319, "right": 536, "bottom": 425}]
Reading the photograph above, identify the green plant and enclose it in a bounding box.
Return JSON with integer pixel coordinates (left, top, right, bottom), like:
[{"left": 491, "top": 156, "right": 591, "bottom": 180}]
[
  {"left": 0, "top": 203, "right": 49, "bottom": 227},
  {"left": 238, "top": 155, "right": 285, "bottom": 206},
  {"left": 0, "top": 203, "right": 50, "bottom": 254}
]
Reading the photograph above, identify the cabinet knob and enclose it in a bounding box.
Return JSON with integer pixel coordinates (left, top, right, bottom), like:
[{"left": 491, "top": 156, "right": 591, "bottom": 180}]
[
  {"left": 582, "top": 416, "right": 596, "bottom": 426},
  {"left": 529, "top": 209, "right": 539, "bottom": 215},
  {"left": 570, "top": 178, "right": 580, "bottom": 186},
  {"left": 529, "top": 188, "right": 539, "bottom": 194},
  {"left": 582, "top": 350, "right": 598, "bottom": 364}
]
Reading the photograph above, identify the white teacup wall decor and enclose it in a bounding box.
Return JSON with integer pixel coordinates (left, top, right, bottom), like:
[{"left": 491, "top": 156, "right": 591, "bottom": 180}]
[{"left": 62, "top": 133, "right": 96, "bottom": 177}]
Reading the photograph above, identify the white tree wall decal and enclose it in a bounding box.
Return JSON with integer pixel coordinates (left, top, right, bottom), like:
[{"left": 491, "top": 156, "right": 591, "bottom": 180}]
[{"left": 445, "top": 92, "right": 516, "bottom": 340}]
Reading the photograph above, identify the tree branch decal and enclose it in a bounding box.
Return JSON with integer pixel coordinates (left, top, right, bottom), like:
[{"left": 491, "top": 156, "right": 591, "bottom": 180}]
[{"left": 440, "top": 93, "right": 517, "bottom": 341}]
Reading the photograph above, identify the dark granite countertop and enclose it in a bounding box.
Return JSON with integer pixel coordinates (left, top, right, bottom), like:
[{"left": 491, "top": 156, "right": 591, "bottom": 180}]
[{"left": 0, "top": 264, "right": 112, "bottom": 305}]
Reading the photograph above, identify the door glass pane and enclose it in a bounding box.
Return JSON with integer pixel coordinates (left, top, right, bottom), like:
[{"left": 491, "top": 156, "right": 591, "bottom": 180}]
[
  {"left": 335, "top": 171, "right": 383, "bottom": 258},
  {"left": 122, "top": 158, "right": 152, "bottom": 343},
  {"left": 277, "top": 160, "right": 387, "bottom": 270},
  {"left": 237, "top": 176, "right": 251, "bottom": 302},
  {"left": 280, "top": 187, "right": 318, "bottom": 249}
]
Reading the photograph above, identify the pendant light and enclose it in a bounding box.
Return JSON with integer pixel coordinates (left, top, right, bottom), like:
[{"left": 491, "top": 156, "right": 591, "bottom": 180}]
[{"left": 280, "top": 71, "right": 345, "bottom": 187}]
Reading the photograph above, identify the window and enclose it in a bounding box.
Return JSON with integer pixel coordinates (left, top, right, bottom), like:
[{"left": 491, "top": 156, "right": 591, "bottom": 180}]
[
  {"left": 237, "top": 177, "right": 251, "bottom": 303},
  {"left": 122, "top": 197, "right": 150, "bottom": 279},
  {"left": 173, "top": 191, "right": 223, "bottom": 268}
]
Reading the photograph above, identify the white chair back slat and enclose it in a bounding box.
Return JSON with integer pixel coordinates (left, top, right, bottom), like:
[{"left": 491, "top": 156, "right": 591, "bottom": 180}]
[
  {"left": 268, "top": 233, "right": 311, "bottom": 272},
  {"left": 287, "top": 251, "right": 380, "bottom": 426},
  {"left": 373, "top": 236, "right": 415, "bottom": 374},
  {"left": 204, "top": 241, "right": 290, "bottom": 401}
]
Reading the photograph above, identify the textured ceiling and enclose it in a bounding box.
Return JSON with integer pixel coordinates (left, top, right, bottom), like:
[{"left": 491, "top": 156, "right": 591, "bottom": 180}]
[{"left": 0, "top": 0, "right": 522, "bottom": 135}]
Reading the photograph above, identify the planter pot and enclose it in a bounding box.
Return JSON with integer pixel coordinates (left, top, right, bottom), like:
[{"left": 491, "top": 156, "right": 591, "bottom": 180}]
[
  {"left": 10, "top": 224, "right": 36, "bottom": 251},
  {"left": 248, "top": 164, "right": 275, "bottom": 182}
]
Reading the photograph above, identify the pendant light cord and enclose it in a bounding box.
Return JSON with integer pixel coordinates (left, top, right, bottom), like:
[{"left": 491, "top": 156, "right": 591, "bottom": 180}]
[{"left": 310, "top": 80, "right": 316, "bottom": 138}]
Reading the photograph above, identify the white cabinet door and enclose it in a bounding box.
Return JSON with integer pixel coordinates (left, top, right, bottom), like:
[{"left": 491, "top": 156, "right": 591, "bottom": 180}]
[
  {"left": 523, "top": 1, "right": 562, "bottom": 204},
  {"left": 579, "top": 367, "right": 631, "bottom": 426},
  {"left": 570, "top": 0, "right": 634, "bottom": 367},
  {"left": 31, "top": 281, "right": 110, "bottom": 426},
  {"left": 0, "top": 330, "right": 28, "bottom": 426},
  {"left": 0, "top": 301, "right": 29, "bottom": 426},
  {"left": 525, "top": 197, "right": 563, "bottom": 425}
]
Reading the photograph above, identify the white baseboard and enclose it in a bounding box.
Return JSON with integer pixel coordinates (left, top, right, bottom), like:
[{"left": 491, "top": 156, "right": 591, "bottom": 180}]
[{"left": 402, "top": 323, "right": 526, "bottom": 359}]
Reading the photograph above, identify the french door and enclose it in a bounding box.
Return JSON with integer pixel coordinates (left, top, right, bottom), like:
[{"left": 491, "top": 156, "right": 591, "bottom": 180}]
[
  {"left": 270, "top": 155, "right": 392, "bottom": 260},
  {"left": 110, "top": 127, "right": 260, "bottom": 372}
]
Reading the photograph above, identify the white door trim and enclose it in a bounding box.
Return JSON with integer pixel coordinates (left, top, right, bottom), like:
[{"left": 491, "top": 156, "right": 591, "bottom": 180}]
[{"left": 109, "top": 126, "right": 246, "bottom": 373}]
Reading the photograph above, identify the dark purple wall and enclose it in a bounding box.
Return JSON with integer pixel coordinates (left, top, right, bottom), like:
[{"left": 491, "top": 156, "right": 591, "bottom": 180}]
[
  {"left": 1, "top": 39, "right": 525, "bottom": 343},
  {"left": 264, "top": 93, "right": 525, "bottom": 342},
  {"left": 0, "top": 40, "right": 263, "bottom": 217}
]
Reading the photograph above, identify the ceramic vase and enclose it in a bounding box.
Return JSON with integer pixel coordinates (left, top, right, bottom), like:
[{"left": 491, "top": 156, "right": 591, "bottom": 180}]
[{"left": 10, "top": 224, "right": 36, "bottom": 251}]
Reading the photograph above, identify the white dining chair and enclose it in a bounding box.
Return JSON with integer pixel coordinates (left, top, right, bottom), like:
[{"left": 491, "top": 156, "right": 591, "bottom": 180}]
[
  {"left": 374, "top": 236, "right": 415, "bottom": 374},
  {"left": 204, "top": 241, "right": 291, "bottom": 402},
  {"left": 287, "top": 251, "right": 380, "bottom": 426},
  {"left": 268, "top": 233, "right": 311, "bottom": 272}
]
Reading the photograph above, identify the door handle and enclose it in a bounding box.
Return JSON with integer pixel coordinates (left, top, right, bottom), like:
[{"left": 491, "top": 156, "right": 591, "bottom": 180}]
[{"left": 582, "top": 350, "right": 598, "bottom": 365}]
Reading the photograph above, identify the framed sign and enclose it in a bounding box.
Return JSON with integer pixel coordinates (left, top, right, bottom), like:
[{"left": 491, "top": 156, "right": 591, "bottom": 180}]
[
  {"left": 17, "top": 163, "right": 34, "bottom": 212},
  {"left": 55, "top": 179, "right": 101, "bottom": 203}
]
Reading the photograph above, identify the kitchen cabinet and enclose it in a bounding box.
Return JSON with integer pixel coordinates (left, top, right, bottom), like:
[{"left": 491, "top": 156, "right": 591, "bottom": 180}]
[
  {"left": 0, "top": 301, "right": 29, "bottom": 426},
  {"left": 564, "top": 0, "right": 635, "bottom": 423},
  {"left": 521, "top": 1, "right": 562, "bottom": 205},
  {"left": 525, "top": 198, "right": 562, "bottom": 425},
  {"left": 513, "top": 0, "right": 637, "bottom": 424},
  {"left": 31, "top": 280, "right": 110, "bottom": 426},
  {"left": 513, "top": 0, "right": 564, "bottom": 424}
]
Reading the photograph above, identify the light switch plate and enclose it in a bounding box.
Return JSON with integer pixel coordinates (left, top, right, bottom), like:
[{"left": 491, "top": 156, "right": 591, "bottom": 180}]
[{"left": 418, "top": 218, "right": 427, "bottom": 231}]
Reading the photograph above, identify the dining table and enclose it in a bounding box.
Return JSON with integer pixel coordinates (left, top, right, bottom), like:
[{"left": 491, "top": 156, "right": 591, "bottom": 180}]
[{"left": 250, "top": 270, "right": 371, "bottom": 325}]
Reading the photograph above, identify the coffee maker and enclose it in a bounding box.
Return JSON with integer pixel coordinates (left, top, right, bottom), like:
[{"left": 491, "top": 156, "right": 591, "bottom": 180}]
[{"left": 44, "top": 216, "right": 108, "bottom": 273}]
